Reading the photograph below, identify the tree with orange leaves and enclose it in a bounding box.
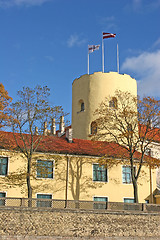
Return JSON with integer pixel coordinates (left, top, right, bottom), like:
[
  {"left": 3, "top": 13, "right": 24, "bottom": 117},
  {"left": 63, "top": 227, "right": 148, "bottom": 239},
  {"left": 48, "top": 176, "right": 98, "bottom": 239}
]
[
  {"left": 93, "top": 90, "right": 160, "bottom": 203},
  {"left": 0, "top": 83, "right": 12, "bottom": 128},
  {"left": 8, "top": 85, "right": 67, "bottom": 200}
]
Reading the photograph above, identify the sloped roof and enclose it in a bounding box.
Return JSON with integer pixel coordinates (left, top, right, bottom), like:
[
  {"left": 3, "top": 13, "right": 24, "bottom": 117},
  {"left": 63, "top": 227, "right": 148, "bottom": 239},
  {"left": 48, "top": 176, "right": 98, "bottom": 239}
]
[
  {"left": 153, "top": 188, "right": 160, "bottom": 196},
  {"left": 0, "top": 130, "right": 153, "bottom": 161},
  {"left": 139, "top": 124, "right": 160, "bottom": 143}
]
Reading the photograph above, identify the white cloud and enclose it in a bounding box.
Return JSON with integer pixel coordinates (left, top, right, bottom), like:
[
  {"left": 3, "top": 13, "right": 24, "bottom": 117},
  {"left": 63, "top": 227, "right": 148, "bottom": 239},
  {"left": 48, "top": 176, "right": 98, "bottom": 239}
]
[
  {"left": 98, "top": 16, "right": 117, "bottom": 31},
  {"left": 45, "top": 55, "right": 54, "bottom": 62},
  {"left": 149, "top": 0, "right": 160, "bottom": 9},
  {"left": 125, "top": 0, "right": 160, "bottom": 12},
  {"left": 67, "top": 34, "right": 86, "bottom": 48},
  {"left": 0, "top": 0, "right": 51, "bottom": 7},
  {"left": 153, "top": 38, "right": 160, "bottom": 48},
  {"left": 132, "top": 0, "right": 142, "bottom": 9},
  {"left": 121, "top": 50, "right": 160, "bottom": 97}
]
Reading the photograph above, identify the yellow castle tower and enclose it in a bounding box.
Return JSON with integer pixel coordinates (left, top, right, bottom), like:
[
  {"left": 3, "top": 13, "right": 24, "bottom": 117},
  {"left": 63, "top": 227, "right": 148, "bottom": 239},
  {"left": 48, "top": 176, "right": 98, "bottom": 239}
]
[{"left": 72, "top": 71, "right": 137, "bottom": 140}]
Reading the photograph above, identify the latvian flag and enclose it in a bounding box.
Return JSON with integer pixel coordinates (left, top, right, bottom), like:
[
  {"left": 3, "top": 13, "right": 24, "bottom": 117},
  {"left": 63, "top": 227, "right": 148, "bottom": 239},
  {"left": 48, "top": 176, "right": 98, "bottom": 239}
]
[
  {"left": 88, "top": 44, "right": 100, "bottom": 53},
  {"left": 103, "top": 32, "right": 116, "bottom": 39}
]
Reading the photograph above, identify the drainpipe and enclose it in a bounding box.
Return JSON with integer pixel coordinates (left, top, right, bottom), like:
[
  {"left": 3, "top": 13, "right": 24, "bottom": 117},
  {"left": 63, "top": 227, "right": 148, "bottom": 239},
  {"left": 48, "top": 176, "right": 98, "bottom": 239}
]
[
  {"left": 149, "top": 165, "right": 153, "bottom": 203},
  {"left": 65, "top": 154, "right": 69, "bottom": 208}
]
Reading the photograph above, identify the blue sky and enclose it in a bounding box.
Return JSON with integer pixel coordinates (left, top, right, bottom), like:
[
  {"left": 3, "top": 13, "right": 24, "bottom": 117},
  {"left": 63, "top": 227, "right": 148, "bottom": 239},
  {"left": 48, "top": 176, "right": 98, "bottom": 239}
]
[{"left": 0, "top": 0, "right": 160, "bottom": 121}]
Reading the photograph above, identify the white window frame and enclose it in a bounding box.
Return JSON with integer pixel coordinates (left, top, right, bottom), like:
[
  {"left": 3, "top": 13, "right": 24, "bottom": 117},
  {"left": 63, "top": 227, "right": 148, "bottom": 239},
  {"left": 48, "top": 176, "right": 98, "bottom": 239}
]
[
  {"left": 0, "top": 191, "right": 7, "bottom": 206},
  {"left": 36, "top": 159, "right": 55, "bottom": 179},
  {"left": 0, "top": 156, "right": 9, "bottom": 177},
  {"left": 93, "top": 196, "right": 108, "bottom": 209},
  {"left": 123, "top": 197, "right": 134, "bottom": 203},
  {"left": 93, "top": 196, "right": 109, "bottom": 202},
  {"left": 122, "top": 165, "right": 136, "bottom": 184},
  {"left": 92, "top": 163, "right": 108, "bottom": 182},
  {"left": 36, "top": 193, "right": 53, "bottom": 198},
  {"left": 0, "top": 191, "right": 7, "bottom": 197},
  {"left": 36, "top": 193, "right": 53, "bottom": 207}
]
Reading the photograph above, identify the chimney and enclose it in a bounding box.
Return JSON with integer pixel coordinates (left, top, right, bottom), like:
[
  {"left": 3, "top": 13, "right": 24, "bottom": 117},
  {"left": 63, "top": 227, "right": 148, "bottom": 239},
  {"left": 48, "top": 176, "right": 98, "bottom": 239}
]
[
  {"left": 51, "top": 118, "right": 56, "bottom": 135},
  {"left": 59, "top": 116, "right": 65, "bottom": 134},
  {"left": 35, "top": 127, "right": 38, "bottom": 135},
  {"left": 66, "top": 128, "right": 73, "bottom": 143},
  {"left": 43, "top": 121, "right": 48, "bottom": 136}
]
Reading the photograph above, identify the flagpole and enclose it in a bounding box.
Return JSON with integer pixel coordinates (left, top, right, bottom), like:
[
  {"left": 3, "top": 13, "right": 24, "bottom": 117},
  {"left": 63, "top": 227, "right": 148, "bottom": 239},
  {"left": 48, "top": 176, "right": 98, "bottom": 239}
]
[
  {"left": 102, "top": 34, "right": 104, "bottom": 73},
  {"left": 117, "top": 43, "right": 119, "bottom": 73},
  {"left": 88, "top": 47, "right": 89, "bottom": 75}
]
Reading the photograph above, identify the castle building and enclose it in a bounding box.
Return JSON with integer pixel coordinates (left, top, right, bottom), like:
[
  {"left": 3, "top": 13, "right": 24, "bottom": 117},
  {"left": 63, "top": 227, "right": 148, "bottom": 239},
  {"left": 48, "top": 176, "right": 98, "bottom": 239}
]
[
  {"left": 0, "top": 71, "right": 160, "bottom": 205},
  {"left": 0, "top": 130, "right": 158, "bottom": 204},
  {"left": 72, "top": 72, "right": 137, "bottom": 140}
]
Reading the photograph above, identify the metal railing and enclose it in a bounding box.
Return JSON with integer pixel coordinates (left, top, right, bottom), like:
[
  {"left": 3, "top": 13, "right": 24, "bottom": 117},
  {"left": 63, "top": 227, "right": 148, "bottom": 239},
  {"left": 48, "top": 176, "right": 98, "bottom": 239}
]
[{"left": 0, "top": 197, "right": 160, "bottom": 212}]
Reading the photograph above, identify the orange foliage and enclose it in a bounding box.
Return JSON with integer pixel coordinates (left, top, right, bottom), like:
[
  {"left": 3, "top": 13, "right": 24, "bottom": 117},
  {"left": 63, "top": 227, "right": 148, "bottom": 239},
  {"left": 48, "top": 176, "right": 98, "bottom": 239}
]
[{"left": 0, "top": 83, "right": 12, "bottom": 128}]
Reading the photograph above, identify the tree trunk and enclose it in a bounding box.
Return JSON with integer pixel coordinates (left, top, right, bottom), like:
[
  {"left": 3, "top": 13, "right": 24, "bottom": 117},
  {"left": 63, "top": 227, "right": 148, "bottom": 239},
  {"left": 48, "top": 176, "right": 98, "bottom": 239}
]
[
  {"left": 27, "top": 156, "right": 32, "bottom": 206},
  {"left": 27, "top": 175, "right": 32, "bottom": 198},
  {"left": 132, "top": 178, "right": 138, "bottom": 203}
]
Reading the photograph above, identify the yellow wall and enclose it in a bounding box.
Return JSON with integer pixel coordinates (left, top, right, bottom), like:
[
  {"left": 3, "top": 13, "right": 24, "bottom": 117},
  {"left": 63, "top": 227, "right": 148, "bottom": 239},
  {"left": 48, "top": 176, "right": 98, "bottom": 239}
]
[
  {"left": 72, "top": 72, "right": 137, "bottom": 140},
  {"left": 155, "top": 196, "right": 160, "bottom": 204},
  {"left": 0, "top": 150, "right": 156, "bottom": 203}
]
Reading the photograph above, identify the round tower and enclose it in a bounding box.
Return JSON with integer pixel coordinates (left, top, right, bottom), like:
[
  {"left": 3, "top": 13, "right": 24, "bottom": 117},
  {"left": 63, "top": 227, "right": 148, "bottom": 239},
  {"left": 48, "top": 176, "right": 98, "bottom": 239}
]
[{"left": 72, "top": 71, "right": 137, "bottom": 140}]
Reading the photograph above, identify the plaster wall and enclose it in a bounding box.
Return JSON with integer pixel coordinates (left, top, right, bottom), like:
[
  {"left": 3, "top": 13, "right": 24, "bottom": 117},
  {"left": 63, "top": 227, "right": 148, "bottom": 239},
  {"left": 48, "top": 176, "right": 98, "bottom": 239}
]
[
  {"left": 72, "top": 72, "right": 137, "bottom": 140},
  {"left": 0, "top": 150, "right": 156, "bottom": 203}
]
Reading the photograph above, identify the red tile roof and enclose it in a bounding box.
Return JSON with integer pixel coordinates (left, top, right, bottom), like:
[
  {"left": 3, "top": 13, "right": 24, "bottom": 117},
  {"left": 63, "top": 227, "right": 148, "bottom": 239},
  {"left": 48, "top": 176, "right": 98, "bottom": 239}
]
[
  {"left": 0, "top": 130, "right": 152, "bottom": 161},
  {"left": 139, "top": 124, "right": 160, "bottom": 143}
]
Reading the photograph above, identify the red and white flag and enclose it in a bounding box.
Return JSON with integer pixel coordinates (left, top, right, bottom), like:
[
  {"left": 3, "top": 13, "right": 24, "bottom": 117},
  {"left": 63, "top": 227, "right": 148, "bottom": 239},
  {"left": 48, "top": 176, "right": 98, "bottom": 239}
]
[
  {"left": 88, "top": 44, "right": 100, "bottom": 53},
  {"left": 103, "top": 32, "right": 116, "bottom": 39}
]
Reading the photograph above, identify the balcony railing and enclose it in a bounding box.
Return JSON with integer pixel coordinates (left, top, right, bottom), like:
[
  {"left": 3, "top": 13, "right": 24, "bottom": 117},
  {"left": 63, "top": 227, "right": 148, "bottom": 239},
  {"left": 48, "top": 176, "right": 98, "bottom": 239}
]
[{"left": 0, "top": 197, "right": 160, "bottom": 212}]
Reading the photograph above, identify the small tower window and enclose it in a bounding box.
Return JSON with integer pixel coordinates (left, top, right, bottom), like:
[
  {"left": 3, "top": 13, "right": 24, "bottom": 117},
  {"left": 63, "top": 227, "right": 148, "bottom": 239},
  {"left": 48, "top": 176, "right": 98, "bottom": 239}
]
[
  {"left": 81, "top": 102, "right": 85, "bottom": 112},
  {"left": 78, "top": 100, "right": 85, "bottom": 113},
  {"left": 109, "top": 97, "right": 117, "bottom": 108},
  {"left": 91, "top": 121, "right": 97, "bottom": 135},
  {"left": 127, "top": 124, "right": 132, "bottom": 132}
]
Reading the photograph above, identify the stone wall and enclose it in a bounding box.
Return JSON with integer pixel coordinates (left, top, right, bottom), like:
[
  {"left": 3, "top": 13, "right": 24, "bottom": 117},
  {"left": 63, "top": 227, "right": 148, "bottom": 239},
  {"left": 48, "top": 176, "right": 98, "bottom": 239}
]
[{"left": 0, "top": 207, "right": 160, "bottom": 239}]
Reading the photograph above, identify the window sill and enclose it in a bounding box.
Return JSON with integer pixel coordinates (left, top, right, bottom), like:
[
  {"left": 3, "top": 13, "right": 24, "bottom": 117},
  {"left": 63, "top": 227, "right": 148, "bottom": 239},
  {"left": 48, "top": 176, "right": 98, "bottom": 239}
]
[
  {"left": 88, "top": 134, "right": 97, "bottom": 137},
  {"left": 36, "top": 177, "right": 54, "bottom": 180},
  {"left": 93, "top": 180, "right": 108, "bottom": 183},
  {"left": 77, "top": 110, "right": 85, "bottom": 114}
]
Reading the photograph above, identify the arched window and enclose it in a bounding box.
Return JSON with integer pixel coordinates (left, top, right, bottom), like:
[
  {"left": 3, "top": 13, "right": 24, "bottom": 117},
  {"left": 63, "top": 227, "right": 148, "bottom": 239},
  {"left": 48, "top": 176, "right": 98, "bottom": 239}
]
[
  {"left": 127, "top": 124, "right": 132, "bottom": 132},
  {"left": 127, "top": 124, "right": 133, "bottom": 137},
  {"left": 109, "top": 97, "right": 117, "bottom": 108},
  {"left": 81, "top": 102, "right": 85, "bottom": 112},
  {"left": 78, "top": 99, "right": 85, "bottom": 112},
  {"left": 91, "top": 121, "right": 97, "bottom": 135}
]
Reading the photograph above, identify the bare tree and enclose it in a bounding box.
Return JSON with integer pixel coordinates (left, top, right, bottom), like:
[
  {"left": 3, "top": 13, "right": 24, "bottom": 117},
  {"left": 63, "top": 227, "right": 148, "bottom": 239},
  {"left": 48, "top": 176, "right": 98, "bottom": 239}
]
[
  {"left": 93, "top": 90, "right": 160, "bottom": 203},
  {"left": 9, "top": 85, "right": 67, "bottom": 198}
]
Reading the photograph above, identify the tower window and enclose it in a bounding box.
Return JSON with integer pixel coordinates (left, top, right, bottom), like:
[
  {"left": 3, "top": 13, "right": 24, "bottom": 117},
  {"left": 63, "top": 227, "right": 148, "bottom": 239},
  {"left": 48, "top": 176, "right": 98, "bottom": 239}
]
[
  {"left": 78, "top": 100, "right": 85, "bottom": 112},
  {"left": 81, "top": 102, "right": 85, "bottom": 112},
  {"left": 91, "top": 121, "right": 97, "bottom": 135},
  {"left": 109, "top": 97, "right": 117, "bottom": 108}
]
